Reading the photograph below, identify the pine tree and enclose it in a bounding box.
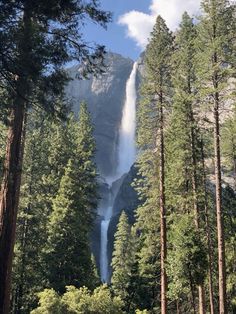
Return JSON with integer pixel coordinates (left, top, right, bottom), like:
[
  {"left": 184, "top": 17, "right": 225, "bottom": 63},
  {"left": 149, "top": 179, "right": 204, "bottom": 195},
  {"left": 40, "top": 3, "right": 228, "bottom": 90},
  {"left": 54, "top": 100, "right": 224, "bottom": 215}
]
[
  {"left": 166, "top": 13, "right": 208, "bottom": 313},
  {"left": 111, "top": 212, "right": 131, "bottom": 298},
  {"left": 0, "top": 2, "right": 110, "bottom": 311},
  {"left": 167, "top": 214, "right": 208, "bottom": 313},
  {"left": 143, "top": 16, "right": 173, "bottom": 313},
  {"left": 11, "top": 110, "right": 52, "bottom": 313},
  {"left": 44, "top": 104, "right": 98, "bottom": 293},
  {"left": 195, "top": 1, "right": 235, "bottom": 312}
]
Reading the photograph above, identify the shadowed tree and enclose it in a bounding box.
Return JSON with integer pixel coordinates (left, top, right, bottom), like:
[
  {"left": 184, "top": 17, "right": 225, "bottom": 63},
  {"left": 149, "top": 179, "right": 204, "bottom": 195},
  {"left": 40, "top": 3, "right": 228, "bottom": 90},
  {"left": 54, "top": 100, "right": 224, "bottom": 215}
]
[{"left": 0, "top": 1, "right": 111, "bottom": 312}]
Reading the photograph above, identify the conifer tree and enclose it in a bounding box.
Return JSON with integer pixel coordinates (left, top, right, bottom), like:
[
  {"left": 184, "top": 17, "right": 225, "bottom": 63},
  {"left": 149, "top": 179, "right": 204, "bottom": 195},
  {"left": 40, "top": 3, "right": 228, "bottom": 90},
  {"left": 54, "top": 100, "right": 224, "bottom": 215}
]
[
  {"left": 111, "top": 211, "right": 133, "bottom": 308},
  {"left": 44, "top": 103, "right": 98, "bottom": 293},
  {"left": 11, "top": 110, "right": 52, "bottom": 313},
  {"left": 195, "top": 1, "right": 235, "bottom": 312},
  {"left": 167, "top": 214, "right": 208, "bottom": 314},
  {"left": 0, "top": 2, "right": 110, "bottom": 311},
  {"left": 166, "top": 13, "right": 207, "bottom": 313},
  {"left": 143, "top": 16, "right": 173, "bottom": 313}
]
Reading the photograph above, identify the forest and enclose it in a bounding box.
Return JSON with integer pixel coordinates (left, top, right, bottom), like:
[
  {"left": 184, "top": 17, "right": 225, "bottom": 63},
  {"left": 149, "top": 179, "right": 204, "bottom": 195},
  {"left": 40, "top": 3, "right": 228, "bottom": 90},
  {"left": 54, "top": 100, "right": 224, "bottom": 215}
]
[{"left": 0, "top": 0, "right": 236, "bottom": 313}]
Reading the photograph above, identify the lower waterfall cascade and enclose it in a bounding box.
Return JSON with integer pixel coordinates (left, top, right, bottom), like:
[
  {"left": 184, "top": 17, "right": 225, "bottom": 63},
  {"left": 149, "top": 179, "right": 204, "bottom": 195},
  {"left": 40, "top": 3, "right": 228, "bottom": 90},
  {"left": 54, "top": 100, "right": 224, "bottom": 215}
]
[{"left": 99, "top": 61, "right": 138, "bottom": 283}]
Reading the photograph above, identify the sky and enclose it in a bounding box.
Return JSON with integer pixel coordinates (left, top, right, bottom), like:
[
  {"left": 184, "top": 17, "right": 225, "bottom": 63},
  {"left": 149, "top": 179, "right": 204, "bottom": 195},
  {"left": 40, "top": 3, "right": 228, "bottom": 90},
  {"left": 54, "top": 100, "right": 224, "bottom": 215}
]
[{"left": 84, "top": 0, "right": 202, "bottom": 61}]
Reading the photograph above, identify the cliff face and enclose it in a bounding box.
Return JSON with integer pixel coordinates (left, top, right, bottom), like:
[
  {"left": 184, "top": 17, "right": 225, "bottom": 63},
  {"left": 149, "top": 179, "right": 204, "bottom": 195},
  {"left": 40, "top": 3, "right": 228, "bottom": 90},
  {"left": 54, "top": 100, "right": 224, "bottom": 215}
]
[{"left": 65, "top": 53, "right": 134, "bottom": 178}]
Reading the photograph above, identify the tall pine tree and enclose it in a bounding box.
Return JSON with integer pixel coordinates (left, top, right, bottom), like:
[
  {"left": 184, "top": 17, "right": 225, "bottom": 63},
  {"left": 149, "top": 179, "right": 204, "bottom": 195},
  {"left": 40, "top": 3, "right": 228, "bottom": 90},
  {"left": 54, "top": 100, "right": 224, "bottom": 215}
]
[
  {"left": 166, "top": 13, "right": 207, "bottom": 313},
  {"left": 143, "top": 16, "right": 173, "bottom": 313},
  {"left": 195, "top": 1, "right": 235, "bottom": 311},
  {"left": 0, "top": 2, "right": 110, "bottom": 311}
]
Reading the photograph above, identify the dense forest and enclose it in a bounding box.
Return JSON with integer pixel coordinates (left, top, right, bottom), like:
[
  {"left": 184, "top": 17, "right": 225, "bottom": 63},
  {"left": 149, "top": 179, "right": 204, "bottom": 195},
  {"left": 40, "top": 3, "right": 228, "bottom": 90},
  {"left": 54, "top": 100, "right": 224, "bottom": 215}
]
[{"left": 0, "top": 0, "right": 236, "bottom": 314}]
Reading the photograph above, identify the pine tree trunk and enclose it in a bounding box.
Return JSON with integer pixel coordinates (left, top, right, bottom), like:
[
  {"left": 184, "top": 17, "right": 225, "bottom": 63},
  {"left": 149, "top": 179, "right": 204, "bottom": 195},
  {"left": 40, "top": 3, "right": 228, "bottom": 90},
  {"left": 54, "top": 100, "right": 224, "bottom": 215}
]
[
  {"left": 189, "top": 269, "right": 197, "bottom": 314},
  {"left": 213, "top": 93, "right": 227, "bottom": 314},
  {"left": 0, "top": 7, "right": 31, "bottom": 312},
  {"left": 233, "top": 156, "right": 236, "bottom": 189},
  {"left": 14, "top": 207, "right": 29, "bottom": 314},
  {"left": 198, "top": 286, "right": 206, "bottom": 314},
  {"left": 0, "top": 104, "right": 26, "bottom": 313},
  {"left": 176, "top": 299, "right": 181, "bottom": 314},
  {"left": 189, "top": 105, "right": 206, "bottom": 314},
  {"left": 200, "top": 138, "right": 215, "bottom": 314},
  {"left": 159, "top": 94, "right": 167, "bottom": 314},
  {"left": 212, "top": 15, "right": 227, "bottom": 306}
]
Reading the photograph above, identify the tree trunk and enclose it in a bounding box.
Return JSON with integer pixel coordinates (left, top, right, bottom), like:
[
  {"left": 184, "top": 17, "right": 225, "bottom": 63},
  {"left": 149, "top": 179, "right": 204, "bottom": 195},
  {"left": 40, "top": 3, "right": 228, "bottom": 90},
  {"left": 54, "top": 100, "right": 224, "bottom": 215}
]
[
  {"left": 0, "top": 104, "right": 26, "bottom": 313},
  {"left": 0, "top": 7, "right": 31, "bottom": 312},
  {"left": 13, "top": 206, "right": 29, "bottom": 314},
  {"left": 213, "top": 94, "right": 227, "bottom": 314},
  {"left": 159, "top": 94, "right": 167, "bottom": 314},
  {"left": 176, "top": 299, "right": 181, "bottom": 314},
  {"left": 189, "top": 104, "right": 206, "bottom": 314},
  {"left": 200, "top": 138, "right": 215, "bottom": 314},
  {"left": 189, "top": 269, "right": 197, "bottom": 314}
]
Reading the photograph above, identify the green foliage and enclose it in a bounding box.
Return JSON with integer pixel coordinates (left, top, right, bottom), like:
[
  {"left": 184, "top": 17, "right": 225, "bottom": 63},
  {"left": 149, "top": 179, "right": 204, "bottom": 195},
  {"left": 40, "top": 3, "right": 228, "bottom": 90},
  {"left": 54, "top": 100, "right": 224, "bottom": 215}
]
[
  {"left": 167, "top": 214, "right": 208, "bottom": 300},
  {"left": 112, "top": 212, "right": 132, "bottom": 299},
  {"left": 12, "top": 110, "right": 53, "bottom": 313},
  {"left": 31, "top": 289, "right": 66, "bottom": 314},
  {"left": 44, "top": 103, "right": 98, "bottom": 292},
  {"left": 0, "top": 1, "right": 111, "bottom": 117},
  {"left": 31, "top": 285, "right": 124, "bottom": 314},
  {"left": 166, "top": 12, "right": 201, "bottom": 212},
  {"left": 221, "top": 107, "right": 236, "bottom": 183},
  {"left": 195, "top": 0, "right": 234, "bottom": 108},
  {"left": 12, "top": 104, "right": 99, "bottom": 311},
  {"left": 44, "top": 157, "right": 96, "bottom": 292},
  {"left": 132, "top": 15, "right": 174, "bottom": 313}
]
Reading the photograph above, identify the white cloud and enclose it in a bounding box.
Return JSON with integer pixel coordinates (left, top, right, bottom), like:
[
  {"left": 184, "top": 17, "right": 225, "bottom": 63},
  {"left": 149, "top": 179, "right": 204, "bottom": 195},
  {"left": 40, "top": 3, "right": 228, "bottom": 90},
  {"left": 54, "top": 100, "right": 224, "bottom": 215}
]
[{"left": 118, "top": 0, "right": 201, "bottom": 49}]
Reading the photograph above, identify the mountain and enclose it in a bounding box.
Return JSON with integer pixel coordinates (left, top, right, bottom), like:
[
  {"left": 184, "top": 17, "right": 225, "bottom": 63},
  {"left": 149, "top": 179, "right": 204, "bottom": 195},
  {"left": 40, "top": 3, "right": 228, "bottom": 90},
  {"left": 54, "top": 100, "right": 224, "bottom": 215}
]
[{"left": 65, "top": 52, "right": 134, "bottom": 178}]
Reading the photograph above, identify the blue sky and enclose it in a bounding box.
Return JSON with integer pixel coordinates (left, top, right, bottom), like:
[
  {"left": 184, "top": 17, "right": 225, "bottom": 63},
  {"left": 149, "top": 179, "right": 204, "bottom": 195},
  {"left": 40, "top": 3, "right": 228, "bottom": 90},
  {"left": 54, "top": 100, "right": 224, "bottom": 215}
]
[
  {"left": 84, "top": 0, "right": 202, "bottom": 61},
  {"left": 84, "top": 0, "right": 150, "bottom": 61}
]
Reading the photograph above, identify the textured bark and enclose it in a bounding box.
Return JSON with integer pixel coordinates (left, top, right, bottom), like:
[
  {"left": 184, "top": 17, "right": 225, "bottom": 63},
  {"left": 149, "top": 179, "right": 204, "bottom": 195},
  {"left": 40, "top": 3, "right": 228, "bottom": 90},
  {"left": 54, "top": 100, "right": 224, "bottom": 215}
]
[
  {"left": 198, "top": 286, "right": 206, "bottom": 314},
  {"left": 0, "top": 104, "right": 26, "bottom": 313},
  {"left": 159, "top": 93, "right": 167, "bottom": 314},
  {"left": 0, "top": 7, "right": 30, "bottom": 312},
  {"left": 213, "top": 96, "right": 227, "bottom": 314},
  {"left": 189, "top": 269, "right": 197, "bottom": 314},
  {"left": 200, "top": 138, "right": 215, "bottom": 314},
  {"left": 212, "top": 16, "right": 227, "bottom": 309},
  {"left": 12, "top": 206, "right": 29, "bottom": 314},
  {"left": 189, "top": 95, "right": 206, "bottom": 314}
]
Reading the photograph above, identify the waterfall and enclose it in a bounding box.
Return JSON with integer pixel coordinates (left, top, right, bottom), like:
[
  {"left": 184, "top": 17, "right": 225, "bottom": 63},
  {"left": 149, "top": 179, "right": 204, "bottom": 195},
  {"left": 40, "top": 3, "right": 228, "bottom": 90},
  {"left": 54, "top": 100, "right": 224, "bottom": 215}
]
[
  {"left": 100, "top": 61, "right": 138, "bottom": 283},
  {"left": 117, "top": 62, "right": 138, "bottom": 177},
  {"left": 100, "top": 204, "right": 112, "bottom": 282}
]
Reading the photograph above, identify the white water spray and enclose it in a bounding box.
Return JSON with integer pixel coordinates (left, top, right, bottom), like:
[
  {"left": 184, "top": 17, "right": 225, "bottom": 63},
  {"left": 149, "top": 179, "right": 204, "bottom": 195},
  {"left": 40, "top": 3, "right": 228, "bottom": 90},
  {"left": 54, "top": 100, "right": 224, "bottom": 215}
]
[
  {"left": 117, "top": 62, "right": 138, "bottom": 176},
  {"left": 100, "top": 61, "right": 138, "bottom": 283},
  {"left": 100, "top": 204, "right": 112, "bottom": 282}
]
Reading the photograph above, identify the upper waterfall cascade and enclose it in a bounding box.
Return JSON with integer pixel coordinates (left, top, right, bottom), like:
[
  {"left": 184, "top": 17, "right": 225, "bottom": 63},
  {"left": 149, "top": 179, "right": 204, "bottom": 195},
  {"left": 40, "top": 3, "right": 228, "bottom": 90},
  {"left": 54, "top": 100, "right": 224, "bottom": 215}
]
[
  {"left": 117, "top": 61, "right": 138, "bottom": 177},
  {"left": 99, "top": 61, "right": 138, "bottom": 283}
]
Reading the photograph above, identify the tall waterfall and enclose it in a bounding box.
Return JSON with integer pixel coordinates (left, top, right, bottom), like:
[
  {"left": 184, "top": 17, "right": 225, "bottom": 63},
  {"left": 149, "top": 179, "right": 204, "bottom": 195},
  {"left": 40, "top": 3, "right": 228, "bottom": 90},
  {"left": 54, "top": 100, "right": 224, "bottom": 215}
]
[
  {"left": 100, "top": 61, "right": 138, "bottom": 283},
  {"left": 117, "top": 62, "right": 138, "bottom": 177}
]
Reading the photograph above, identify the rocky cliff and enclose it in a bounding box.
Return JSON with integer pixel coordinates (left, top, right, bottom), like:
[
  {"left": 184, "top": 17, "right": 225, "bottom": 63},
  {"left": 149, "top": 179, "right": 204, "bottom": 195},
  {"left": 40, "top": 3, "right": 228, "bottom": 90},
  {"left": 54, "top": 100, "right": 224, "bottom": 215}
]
[{"left": 65, "top": 52, "right": 134, "bottom": 178}]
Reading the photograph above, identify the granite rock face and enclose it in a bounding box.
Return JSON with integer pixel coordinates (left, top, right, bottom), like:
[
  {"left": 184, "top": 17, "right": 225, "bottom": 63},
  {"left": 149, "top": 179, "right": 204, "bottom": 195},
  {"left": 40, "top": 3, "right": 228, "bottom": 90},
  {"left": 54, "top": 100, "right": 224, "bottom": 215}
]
[{"left": 65, "top": 53, "right": 134, "bottom": 177}]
